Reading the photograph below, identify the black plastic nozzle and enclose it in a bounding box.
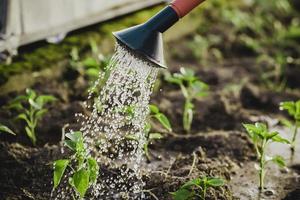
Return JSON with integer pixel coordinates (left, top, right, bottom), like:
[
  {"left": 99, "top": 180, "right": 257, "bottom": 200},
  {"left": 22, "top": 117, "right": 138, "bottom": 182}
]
[{"left": 113, "top": 6, "right": 179, "bottom": 68}]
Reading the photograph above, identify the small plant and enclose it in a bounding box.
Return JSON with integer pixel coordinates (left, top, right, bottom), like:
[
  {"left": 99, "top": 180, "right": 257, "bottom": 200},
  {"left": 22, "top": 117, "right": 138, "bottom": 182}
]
[
  {"left": 8, "top": 89, "right": 56, "bottom": 145},
  {"left": 53, "top": 131, "right": 99, "bottom": 199},
  {"left": 0, "top": 124, "right": 16, "bottom": 135},
  {"left": 165, "top": 67, "right": 209, "bottom": 133},
  {"left": 69, "top": 40, "right": 111, "bottom": 94},
  {"left": 243, "top": 122, "right": 290, "bottom": 190},
  {"left": 126, "top": 104, "right": 172, "bottom": 160},
  {"left": 171, "top": 176, "right": 225, "bottom": 200},
  {"left": 280, "top": 100, "right": 300, "bottom": 152}
]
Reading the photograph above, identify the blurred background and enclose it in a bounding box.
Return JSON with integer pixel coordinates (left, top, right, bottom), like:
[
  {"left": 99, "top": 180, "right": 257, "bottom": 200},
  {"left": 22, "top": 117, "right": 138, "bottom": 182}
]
[{"left": 0, "top": 0, "right": 299, "bottom": 95}]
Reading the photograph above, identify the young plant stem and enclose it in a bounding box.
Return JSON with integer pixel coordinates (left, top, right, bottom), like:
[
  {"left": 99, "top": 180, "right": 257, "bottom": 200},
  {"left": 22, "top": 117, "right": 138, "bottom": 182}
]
[
  {"left": 28, "top": 105, "right": 36, "bottom": 145},
  {"left": 291, "top": 123, "right": 298, "bottom": 152},
  {"left": 259, "top": 139, "right": 266, "bottom": 191},
  {"left": 202, "top": 182, "right": 207, "bottom": 200}
]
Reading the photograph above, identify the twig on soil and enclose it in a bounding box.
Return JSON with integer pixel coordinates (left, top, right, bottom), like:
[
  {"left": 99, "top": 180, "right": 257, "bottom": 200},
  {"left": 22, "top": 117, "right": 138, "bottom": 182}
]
[
  {"left": 165, "top": 157, "right": 177, "bottom": 180},
  {"left": 188, "top": 152, "right": 197, "bottom": 176},
  {"left": 143, "top": 189, "right": 159, "bottom": 200}
]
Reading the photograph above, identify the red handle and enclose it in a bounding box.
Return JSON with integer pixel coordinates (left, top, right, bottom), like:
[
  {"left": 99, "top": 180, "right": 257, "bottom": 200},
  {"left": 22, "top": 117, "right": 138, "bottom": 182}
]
[{"left": 170, "top": 0, "right": 205, "bottom": 18}]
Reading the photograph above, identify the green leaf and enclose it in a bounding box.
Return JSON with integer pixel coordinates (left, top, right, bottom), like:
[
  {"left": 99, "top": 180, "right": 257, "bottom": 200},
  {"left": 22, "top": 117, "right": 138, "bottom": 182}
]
[
  {"left": 181, "top": 178, "right": 201, "bottom": 189},
  {"left": 154, "top": 113, "right": 172, "bottom": 132},
  {"left": 82, "top": 57, "right": 99, "bottom": 68},
  {"left": 29, "top": 99, "right": 41, "bottom": 110},
  {"left": 87, "top": 158, "right": 99, "bottom": 184},
  {"left": 271, "top": 155, "right": 286, "bottom": 168},
  {"left": 35, "top": 109, "right": 48, "bottom": 120},
  {"left": 53, "top": 159, "right": 69, "bottom": 189},
  {"left": 36, "top": 95, "right": 56, "bottom": 107},
  {"left": 170, "top": 188, "right": 194, "bottom": 200},
  {"left": 206, "top": 178, "right": 225, "bottom": 187},
  {"left": 272, "top": 134, "right": 290, "bottom": 144},
  {"left": 149, "top": 104, "right": 159, "bottom": 114},
  {"left": 66, "top": 131, "right": 83, "bottom": 143},
  {"left": 72, "top": 169, "right": 90, "bottom": 198},
  {"left": 26, "top": 88, "right": 37, "bottom": 100},
  {"left": 280, "top": 101, "right": 296, "bottom": 116},
  {"left": 65, "top": 140, "right": 77, "bottom": 151},
  {"left": 0, "top": 125, "right": 16, "bottom": 135},
  {"left": 86, "top": 68, "right": 100, "bottom": 79},
  {"left": 149, "top": 133, "right": 163, "bottom": 140},
  {"left": 280, "top": 118, "right": 293, "bottom": 128},
  {"left": 266, "top": 131, "right": 279, "bottom": 140},
  {"left": 16, "top": 113, "right": 30, "bottom": 124},
  {"left": 125, "top": 134, "right": 139, "bottom": 141}
]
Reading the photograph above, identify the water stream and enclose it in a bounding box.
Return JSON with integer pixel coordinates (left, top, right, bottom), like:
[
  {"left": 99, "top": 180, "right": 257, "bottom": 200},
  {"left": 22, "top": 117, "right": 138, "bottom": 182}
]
[{"left": 53, "top": 44, "right": 159, "bottom": 199}]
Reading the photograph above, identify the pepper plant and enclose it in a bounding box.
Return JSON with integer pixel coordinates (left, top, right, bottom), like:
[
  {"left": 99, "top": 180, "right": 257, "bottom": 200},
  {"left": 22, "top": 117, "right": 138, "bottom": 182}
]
[
  {"left": 171, "top": 176, "right": 224, "bottom": 200},
  {"left": 243, "top": 122, "right": 290, "bottom": 190},
  {"left": 53, "top": 131, "right": 99, "bottom": 199},
  {"left": 126, "top": 104, "right": 172, "bottom": 161},
  {"left": 280, "top": 100, "right": 300, "bottom": 152},
  {"left": 165, "top": 67, "right": 209, "bottom": 133},
  {"left": 7, "top": 89, "right": 56, "bottom": 145}
]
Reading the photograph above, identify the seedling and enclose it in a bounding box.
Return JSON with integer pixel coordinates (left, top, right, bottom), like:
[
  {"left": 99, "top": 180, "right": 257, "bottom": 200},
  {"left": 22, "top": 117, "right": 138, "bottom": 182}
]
[
  {"left": 8, "top": 89, "right": 56, "bottom": 145},
  {"left": 0, "top": 124, "right": 16, "bottom": 135},
  {"left": 243, "top": 122, "right": 290, "bottom": 190},
  {"left": 69, "top": 40, "right": 111, "bottom": 94},
  {"left": 126, "top": 104, "right": 172, "bottom": 160},
  {"left": 171, "top": 176, "right": 225, "bottom": 200},
  {"left": 280, "top": 100, "right": 300, "bottom": 152},
  {"left": 165, "top": 67, "right": 209, "bottom": 133},
  {"left": 53, "top": 131, "right": 99, "bottom": 199}
]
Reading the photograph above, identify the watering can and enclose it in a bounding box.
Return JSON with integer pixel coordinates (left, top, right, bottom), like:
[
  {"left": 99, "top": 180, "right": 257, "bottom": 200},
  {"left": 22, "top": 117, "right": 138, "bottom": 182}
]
[{"left": 113, "top": 0, "right": 206, "bottom": 68}]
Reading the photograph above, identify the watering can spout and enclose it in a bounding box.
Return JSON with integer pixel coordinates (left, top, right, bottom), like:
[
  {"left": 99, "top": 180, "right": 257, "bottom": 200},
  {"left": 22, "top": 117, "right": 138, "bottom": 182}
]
[{"left": 113, "top": 0, "right": 206, "bottom": 68}]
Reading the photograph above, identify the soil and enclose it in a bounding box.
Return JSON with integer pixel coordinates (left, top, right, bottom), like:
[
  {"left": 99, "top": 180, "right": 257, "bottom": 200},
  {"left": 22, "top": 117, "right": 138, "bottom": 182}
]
[{"left": 1, "top": 12, "right": 300, "bottom": 200}]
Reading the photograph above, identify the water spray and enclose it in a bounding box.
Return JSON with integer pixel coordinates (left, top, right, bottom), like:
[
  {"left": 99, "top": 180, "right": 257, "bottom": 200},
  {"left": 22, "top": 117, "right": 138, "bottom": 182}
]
[{"left": 113, "top": 0, "right": 206, "bottom": 68}]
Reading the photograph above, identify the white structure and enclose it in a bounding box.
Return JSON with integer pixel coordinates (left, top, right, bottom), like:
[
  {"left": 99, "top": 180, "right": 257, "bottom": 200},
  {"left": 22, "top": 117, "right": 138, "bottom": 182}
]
[{"left": 0, "top": 0, "right": 164, "bottom": 53}]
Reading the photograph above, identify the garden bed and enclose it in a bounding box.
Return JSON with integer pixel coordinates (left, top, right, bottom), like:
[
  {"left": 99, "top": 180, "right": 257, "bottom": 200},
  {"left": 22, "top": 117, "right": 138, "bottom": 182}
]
[{"left": 0, "top": 0, "right": 300, "bottom": 199}]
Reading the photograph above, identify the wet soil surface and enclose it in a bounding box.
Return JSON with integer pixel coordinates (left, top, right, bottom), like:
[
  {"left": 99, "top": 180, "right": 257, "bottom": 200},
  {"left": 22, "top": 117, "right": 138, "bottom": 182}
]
[{"left": 0, "top": 48, "right": 300, "bottom": 199}]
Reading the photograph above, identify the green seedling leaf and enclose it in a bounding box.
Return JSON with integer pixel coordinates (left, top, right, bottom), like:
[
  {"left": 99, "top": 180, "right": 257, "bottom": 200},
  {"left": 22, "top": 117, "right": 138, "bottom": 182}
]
[
  {"left": 266, "top": 131, "right": 279, "bottom": 140},
  {"left": 181, "top": 178, "right": 201, "bottom": 189},
  {"left": 154, "top": 113, "right": 172, "bottom": 132},
  {"left": 125, "top": 134, "right": 139, "bottom": 141},
  {"left": 206, "top": 178, "right": 225, "bottom": 187},
  {"left": 149, "top": 104, "right": 159, "bottom": 114},
  {"left": 280, "top": 101, "right": 296, "bottom": 116},
  {"left": 36, "top": 95, "right": 56, "bottom": 107},
  {"left": 271, "top": 155, "right": 286, "bottom": 168},
  {"left": 16, "top": 113, "right": 30, "bottom": 124},
  {"left": 72, "top": 169, "right": 90, "bottom": 198},
  {"left": 26, "top": 88, "right": 37, "bottom": 100},
  {"left": 0, "top": 125, "right": 16, "bottom": 135},
  {"left": 170, "top": 188, "right": 195, "bottom": 200},
  {"left": 35, "top": 109, "right": 48, "bottom": 120},
  {"left": 65, "top": 140, "right": 77, "bottom": 151},
  {"left": 66, "top": 131, "right": 83, "bottom": 143},
  {"left": 144, "top": 122, "right": 151, "bottom": 133},
  {"left": 88, "top": 158, "right": 99, "bottom": 184},
  {"left": 82, "top": 57, "right": 99, "bottom": 68},
  {"left": 272, "top": 134, "right": 290, "bottom": 144},
  {"left": 86, "top": 68, "right": 99, "bottom": 79},
  {"left": 149, "top": 133, "right": 163, "bottom": 140},
  {"left": 53, "top": 159, "right": 69, "bottom": 189},
  {"left": 280, "top": 118, "right": 293, "bottom": 128},
  {"left": 29, "top": 99, "right": 41, "bottom": 110}
]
